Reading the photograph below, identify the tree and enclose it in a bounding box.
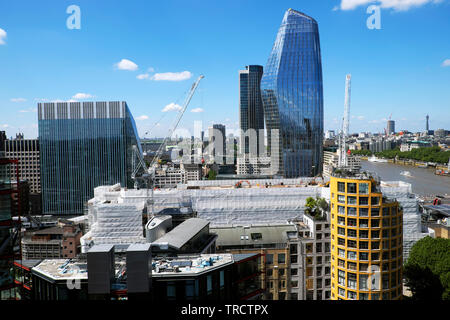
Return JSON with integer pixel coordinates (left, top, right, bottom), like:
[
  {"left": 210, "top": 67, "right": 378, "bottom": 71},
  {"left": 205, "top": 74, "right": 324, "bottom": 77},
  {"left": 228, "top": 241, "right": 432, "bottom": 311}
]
[
  {"left": 404, "top": 236, "right": 450, "bottom": 300},
  {"left": 207, "top": 169, "right": 217, "bottom": 180}
]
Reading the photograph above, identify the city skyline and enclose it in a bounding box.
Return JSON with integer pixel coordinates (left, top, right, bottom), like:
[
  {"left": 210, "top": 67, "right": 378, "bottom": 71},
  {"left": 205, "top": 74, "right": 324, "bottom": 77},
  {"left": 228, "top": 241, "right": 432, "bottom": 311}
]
[{"left": 0, "top": 0, "right": 449, "bottom": 139}]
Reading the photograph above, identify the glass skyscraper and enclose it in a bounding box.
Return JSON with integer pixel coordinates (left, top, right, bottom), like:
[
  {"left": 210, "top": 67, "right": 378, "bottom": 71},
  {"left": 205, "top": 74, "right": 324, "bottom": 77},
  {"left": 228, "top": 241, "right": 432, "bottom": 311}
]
[
  {"left": 239, "top": 65, "right": 265, "bottom": 156},
  {"left": 261, "top": 9, "right": 324, "bottom": 177},
  {"left": 38, "top": 101, "right": 142, "bottom": 215}
]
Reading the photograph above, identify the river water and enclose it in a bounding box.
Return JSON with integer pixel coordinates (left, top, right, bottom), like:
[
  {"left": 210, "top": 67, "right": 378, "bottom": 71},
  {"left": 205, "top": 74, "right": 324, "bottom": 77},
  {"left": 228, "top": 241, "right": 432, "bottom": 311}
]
[{"left": 360, "top": 161, "right": 450, "bottom": 197}]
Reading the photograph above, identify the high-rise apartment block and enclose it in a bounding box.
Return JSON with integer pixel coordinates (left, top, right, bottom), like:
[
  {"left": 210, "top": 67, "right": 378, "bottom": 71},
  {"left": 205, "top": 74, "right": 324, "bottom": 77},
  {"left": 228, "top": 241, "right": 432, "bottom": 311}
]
[
  {"left": 38, "top": 101, "right": 142, "bottom": 215},
  {"left": 387, "top": 120, "right": 395, "bottom": 135},
  {"left": 239, "top": 65, "right": 265, "bottom": 156},
  {"left": 329, "top": 173, "right": 403, "bottom": 300},
  {"left": 4, "top": 137, "right": 40, "bottom": 194},
  {"left": 261, "top": 9, "right": 324, "bottom": 177}
]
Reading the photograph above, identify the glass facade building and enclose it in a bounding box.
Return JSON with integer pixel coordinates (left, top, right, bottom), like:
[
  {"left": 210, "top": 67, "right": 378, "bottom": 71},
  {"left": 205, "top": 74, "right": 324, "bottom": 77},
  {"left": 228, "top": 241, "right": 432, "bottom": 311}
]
[
  {"left": 239, "top": 65, "right": 265, "bottom": 156},
  {"left": 261, "top": 9, "right": 324, "bottom": 177},
  {"left": 38, "top": 101, "right": 142, "bottom": 215}
]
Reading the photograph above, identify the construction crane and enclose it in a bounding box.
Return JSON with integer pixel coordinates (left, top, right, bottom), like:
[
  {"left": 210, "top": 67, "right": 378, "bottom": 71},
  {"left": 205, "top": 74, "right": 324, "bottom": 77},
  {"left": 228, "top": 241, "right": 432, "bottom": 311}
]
[
  {"left": 131, "top": 74, "right": 204, "bottom": 216},
  {"left": 338, "top": 74, "right": 351, "bottom": 168}
]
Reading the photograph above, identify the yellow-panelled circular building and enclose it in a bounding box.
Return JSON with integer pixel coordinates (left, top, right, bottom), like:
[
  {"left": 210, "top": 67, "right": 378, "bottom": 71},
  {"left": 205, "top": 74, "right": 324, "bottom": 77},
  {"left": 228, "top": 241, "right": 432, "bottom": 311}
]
[{"left": 329, "top": 172, "right": 403, "bottom": 300}]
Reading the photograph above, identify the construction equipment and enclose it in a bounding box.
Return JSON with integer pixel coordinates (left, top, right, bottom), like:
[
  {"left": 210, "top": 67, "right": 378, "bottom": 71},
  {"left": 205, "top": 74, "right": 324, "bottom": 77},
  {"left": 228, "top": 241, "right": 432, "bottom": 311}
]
[
  {"left": 338, "top": 74, "right": 351, "bottom": 168},
  {"left": 130, "top": 75, "right": 205, "bottom": 213}
]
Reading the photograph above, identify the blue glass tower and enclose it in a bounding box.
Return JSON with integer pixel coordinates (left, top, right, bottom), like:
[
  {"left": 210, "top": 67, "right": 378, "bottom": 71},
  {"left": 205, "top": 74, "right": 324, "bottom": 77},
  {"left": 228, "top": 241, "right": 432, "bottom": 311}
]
[
  {"left": 38, "top": 101, "right": 142, "bottom": 215},
  {"left": 261, "top": 9, "right": 324, "bottom": 177}
]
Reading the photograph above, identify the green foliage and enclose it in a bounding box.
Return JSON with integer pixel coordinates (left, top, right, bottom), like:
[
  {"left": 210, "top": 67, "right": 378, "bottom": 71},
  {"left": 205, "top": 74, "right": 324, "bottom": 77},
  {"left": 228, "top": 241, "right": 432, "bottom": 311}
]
[
  {"left": 207, "top": 170, "right": 217, "bottom": 180},
  {"left": 305, "top": 197, "right": 328, "bottom": 220},
  {"left": 404, "top": 236, "right": 450, "bottom": 300},
  {"left": 351, "top": 147, "right": 450, "bottom": 164}
]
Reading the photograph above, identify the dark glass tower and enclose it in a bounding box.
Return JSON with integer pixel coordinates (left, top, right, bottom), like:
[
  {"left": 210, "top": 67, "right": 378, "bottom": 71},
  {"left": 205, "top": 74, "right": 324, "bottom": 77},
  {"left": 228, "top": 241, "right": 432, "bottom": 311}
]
[
  {"left": 261, "top": 9, "right": 324, "bottom": 177},
  {"left": 239, "top": 65, "right": 264, "bottom": 156},
  {"left": 38, "top": 101, "right": 142, "bottom": 215}
]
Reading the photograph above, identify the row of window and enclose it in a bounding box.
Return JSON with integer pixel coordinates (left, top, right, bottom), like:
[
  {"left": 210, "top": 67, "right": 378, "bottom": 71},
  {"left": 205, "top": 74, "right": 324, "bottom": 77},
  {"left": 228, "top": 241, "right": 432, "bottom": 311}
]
[
  {"left": 336, "top": 247, "right": 402, "bottom": 261},
  {"left": 336, "top": 258, "right": 402, "bottom": 272},
  {"left": 335, "top": 286, "right": 402, "bottom": 300},
  {"left": 334, "top": 269, "right": 402, "bottom": 291},
  {"left": 335, "top": 237, "right": 402, "bottom": 250},
  {"left": 334, "top": 205, "right": 400, "bottom": 217},
  {"left": 337, "top": 182, "right": 370, "bottom": 194}
]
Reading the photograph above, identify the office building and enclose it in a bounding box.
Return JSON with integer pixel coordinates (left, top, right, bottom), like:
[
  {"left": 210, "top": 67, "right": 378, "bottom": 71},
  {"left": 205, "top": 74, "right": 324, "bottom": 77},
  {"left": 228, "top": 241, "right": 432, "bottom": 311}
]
[
  {"left": 329, "top": 172, "right": 403, "bottom": 300},
  {"left": 38, "top": 101, "right": 143, "bottom": 215},
  {"left": 239, "top": 65, "right": 265, "bottom": 156},
  {"left": 426, "top": 115, "right": 429, "bottom": 131},
  {"left": 208, "top": 124, "right": 226, "bottom": 164},
  {"left": 4, "top": 137, "right": 40, "bottom": 195},
  {"left": 261, "top": 9, "right": 324, "bottom": 177},
  {"left": 387, "top": 120, "right": 395, "bottom": 135},
  {"left": 0, "top": 131, "right": 6, "bottom": 158}
]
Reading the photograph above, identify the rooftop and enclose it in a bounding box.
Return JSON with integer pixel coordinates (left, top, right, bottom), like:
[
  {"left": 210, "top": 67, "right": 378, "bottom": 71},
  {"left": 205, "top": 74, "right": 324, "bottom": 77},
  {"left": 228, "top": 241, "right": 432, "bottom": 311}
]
[{"left": 152, "top": 218, "right": 209, "bottom": 250}]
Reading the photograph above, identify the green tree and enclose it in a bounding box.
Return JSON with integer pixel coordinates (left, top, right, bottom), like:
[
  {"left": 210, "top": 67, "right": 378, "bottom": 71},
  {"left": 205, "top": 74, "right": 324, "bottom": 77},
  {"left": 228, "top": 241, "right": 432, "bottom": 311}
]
[
  {"left": 207, "top": 169, "right": 217, "bottom": 180},
  {"left": 404, "top": 236, "right": 450, "bottom": 300}
]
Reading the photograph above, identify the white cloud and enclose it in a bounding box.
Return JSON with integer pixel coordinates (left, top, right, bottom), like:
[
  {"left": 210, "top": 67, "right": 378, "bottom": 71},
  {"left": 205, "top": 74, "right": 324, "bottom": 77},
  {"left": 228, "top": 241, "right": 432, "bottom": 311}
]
[
  {"left": 137, "top": 73, "right": 150, "bottom": 80},
  {"left": 136, "top": 115, "right": 149, "bottom": 120},
  {"left": 72, "top": 93, "right": 93, "bottom": 100},
  {"left": 0, "top": 28, "right": 6, "bottom": 45},
  {"left": 114, "top": 59, "right": 138, "bottom": 71},
  {"left": 442, "top": 59, "right": 450, "bottom": 67},
  {"left": 162, "top": 103, "right": 182, "bottom": 112},
  {"left": 19, "top": 108, "right": 36, "bottom": 113},
  {"left": 151, "top": 71, "right": 192, "bottom": 81},
  {"left": 10, "top": 98, "right": 27, "bottom": 102},
  {"left": 191, "top": 108, "right": 204, "bottom": 113},
  {"left": 1, "top": 124, "right": 11, "bottom": 128},
  {"left": 338, "top": 0, "right": 443, "bottom": 11}
]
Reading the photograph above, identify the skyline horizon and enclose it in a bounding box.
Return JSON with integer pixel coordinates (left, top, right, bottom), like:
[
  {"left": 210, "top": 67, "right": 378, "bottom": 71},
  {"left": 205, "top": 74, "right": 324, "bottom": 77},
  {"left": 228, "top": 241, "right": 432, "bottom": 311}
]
[{"left": 1, "top": 1, "right": 449, "bottom": 139}]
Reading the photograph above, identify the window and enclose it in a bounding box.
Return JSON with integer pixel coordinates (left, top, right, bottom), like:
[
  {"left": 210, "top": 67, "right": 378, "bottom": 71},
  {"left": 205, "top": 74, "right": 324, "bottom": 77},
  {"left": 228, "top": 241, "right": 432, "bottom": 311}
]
[
  {"left": 347, "top": 183, "right": 357, "bottom": 193},
  {"left": 347, "top": 291, "right": 357, "bottom": 300},
  {"left": 382, "top": 230, "right": 389, "bottom": 238},
  {"left": 316, "top": 243, "right": 322, "bottom": 253},
  {"left": 371, "top": 219, "right": 380, "bottom": 228},
  {"left": 338, "top": 237, "right": 345, "bottom": 246},
  {"left": 338, "top": 216, "right": 345, "bottom": 225},
  {"left": 279, "top": 268, "right": 285, "bottom": 276},
  {"left": 347, "top": 240, "right": 357, "bottom": 248},
  {"left": 359, "top": 263, "right": 368, "bottom": 272},
  {"left": 359, "top": 230, "right": 369, "bottom": 238},
  {"left": 359, "top": 197, "right": 369, "bottom": 205},
  {"left": 371, "top": 252, "right": 380, "bottom": 261},
  {"left": 291, "top": 280, "right": 298, "bottom": 288},
  {"left": 220, "top": 271, "right": 225, "bottom": 289},
  {"left": 372, "top": 230, "right": 380, "bottom": 238},
  {"left": 382, "top": 207, "right": 390, "bottom": 216},
  {"left": 338, "top": 206, "right": 345, "bottom": 214},
  {"left": 266, "top": 254, "right": 273, "bottom": 264},
  {"left": 382, "top": 274, "right": 389, "bottom": 290},
  {"left": 347, "top": 273, "right": 357, "bottom": 289},
  {"left": 278, "top": 253, "right": 286, "bottom": 264},
  {"left": 348, "top": 196, "right": 357, "bottom": 205},
  {"left": 359, "top": 219, "right": 369, "bottom": 228},
  {"left": 317, "top": 256, "right": 322, "bottom": 265},
  {"left": 290, "top": 244, "right": 297, "bottom": 254},
  {"left": 316, "top": 224, "right": 322, "bottom": 231},
  {"left": 359, "top": 241, "right": 369, "bottom": 249},
  {"left": 291, "top": 268, "right": 298, "bottom": 276},
  {"left": 267, "top": 269, "right": 273, "bottom": 277},
  {"left": 371, "top": 208, "right": 380, "bottom": 216},
  {"left": 348, "top": 251, "right": 357, "bottom": 260},
  {"left": 290, "top": 255, "right": 298, "bottom": 264},
  {"left": 347, "top": 218, "right": 357, "bottom": 226},
  {"left": 357, "top": 182, "right": 369, "bottom": 194},
  {"left": 338, "top": 195, "right": 345, "bottom": 203},
  {"left": 348, "top": 229, "right": 357, "bottom": 237},
  {"left": 251, "top": 233, "right": 262, "bottom": 240},
  {"left": 359, "top": 274, "right": 368, "bottom": 290},
  {"left": 348, "top": 262, "right": 357, "bottom": 270},
  {"left": 167, "top": 281, "right": 176, "bottom": 300},
  {"left": 338, "top": 270, "right": 345, "bottom": 285},
  {"left": 359, "top": 208, "right": 369, "bottom": 217},
  {"left": 371, "top": 197, "right": 380, "bottom": 205},
  {"left": 338, "top": 227, "right": 345, "bottom": 236},
  {"left": 338, "top": 182, "right": 345, "bottom": 192},
  {"left": 338, "top": 249, "right": 345, "bottom": 258},
  {"left": 382, "top": 218, "right": 390, "bottom": 227},
  {"left": 359, "top": 252, "right": 369, "bottom": 260},
  {"left": 348, "top": 207, "right": 357, "bottom": 216},
  {"left": 338, "top": 287, "right": 345, "bottom": 297},
  {"left": 371, "top": 241, "right": 380, "bottom": 250},
  {"left": 338, "top": 259, "right": 345, "bottom": 267}
]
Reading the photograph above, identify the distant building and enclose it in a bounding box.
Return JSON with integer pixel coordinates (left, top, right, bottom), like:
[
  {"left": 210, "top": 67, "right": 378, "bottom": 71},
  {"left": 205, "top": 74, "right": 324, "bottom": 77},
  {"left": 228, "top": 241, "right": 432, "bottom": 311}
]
[
  {"left": 239, "top": 65, "right": 265, "bottom": 156},
  {"left": 400, "top": 140, "right": 432, "bottom": 152},
  {"left": 38, "top": 101, "right": 143, "bottom": 215},
  {"left": 325, "top": 130, "right": 335, "bottom": 140},
  {"left": 22, "top": 223, "right": 82, "bottom": 260},
  {"left": 426, "top": 114, "right": 429, "bottom": 131},
  {"left": 323, "top": 151, "right": 361, "bottom": 178},
  {"left": 434, "top": 129, "right": 447, "bottom": 138},
  {"left": 236, "top": 155, "right": 271, "bottom": 176},
  {"left": 208, "top": 124, "right": 226, "bottom": 164},
  {"left": 387, "top": 120, "right": 395, "bottom": 135},
  {"left": 4, "top": 138, "right": 40, "bottom": 194}
]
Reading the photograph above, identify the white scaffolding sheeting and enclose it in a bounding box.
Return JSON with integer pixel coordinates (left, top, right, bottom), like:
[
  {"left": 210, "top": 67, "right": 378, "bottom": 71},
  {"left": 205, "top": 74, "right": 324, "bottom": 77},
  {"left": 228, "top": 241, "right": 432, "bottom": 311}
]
[{"left": 381, "top": 181, "right": 433, "bottom": 260}]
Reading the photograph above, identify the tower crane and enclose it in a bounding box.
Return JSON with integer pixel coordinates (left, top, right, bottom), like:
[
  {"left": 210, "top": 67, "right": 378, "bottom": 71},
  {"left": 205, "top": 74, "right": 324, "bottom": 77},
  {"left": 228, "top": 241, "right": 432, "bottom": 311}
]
[
  {"left": 130, "top": 74, "right": 204, "bottom": 214},
  {"left": 338, "top": 74, "right": 351, "bottom": 168}
]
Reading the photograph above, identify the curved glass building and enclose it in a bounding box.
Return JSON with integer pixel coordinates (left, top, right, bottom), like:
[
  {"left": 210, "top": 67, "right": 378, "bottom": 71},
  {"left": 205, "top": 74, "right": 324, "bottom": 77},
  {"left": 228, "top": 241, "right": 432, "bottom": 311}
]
[{"left": 261, "top": 9, "right": 324, "bottom": 177}]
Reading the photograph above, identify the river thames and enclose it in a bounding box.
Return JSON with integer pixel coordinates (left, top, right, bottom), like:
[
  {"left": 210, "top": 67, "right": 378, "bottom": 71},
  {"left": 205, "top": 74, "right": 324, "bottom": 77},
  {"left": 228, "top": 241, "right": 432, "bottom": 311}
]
[{"left": 361, "top": 161, "right": 450, "bottom": 197}]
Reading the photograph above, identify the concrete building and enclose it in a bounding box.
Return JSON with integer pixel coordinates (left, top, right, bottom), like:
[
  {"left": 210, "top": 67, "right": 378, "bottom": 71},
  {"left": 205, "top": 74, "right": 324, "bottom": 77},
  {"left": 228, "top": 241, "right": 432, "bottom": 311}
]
[
  {"left": 323, "top": 151, "right": 361, "bottom": 178},
  {"left": 387, "top": 120, "right": 395, "bottom": 135},
  {"left": 288, "top": 214, "right": 331, "bottom": 300},
  {"left": 400, "top": 140, "right": 432, "bottom": 152},
  {"left": 236, "top": 155, "right": 271, "bottom": 176},
  {"left": 21, "top": 223, "right": 82, "bottom": 260},
  {"left": 4, "top": 137, "right": 40, "bottom": 194},
  {"left": 208, "top": 124, "right": 226, "bottom": 164}
]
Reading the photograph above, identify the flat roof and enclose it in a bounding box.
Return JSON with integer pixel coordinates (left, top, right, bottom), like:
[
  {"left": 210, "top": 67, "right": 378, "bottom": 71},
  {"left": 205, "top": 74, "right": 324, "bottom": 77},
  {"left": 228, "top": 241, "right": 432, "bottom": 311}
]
[
  {"left": 32, "top": 259, "right": 88, "bottom": 283},
  {"left": 211, "top": 224, "right": 298, "bottom": 246},
  {"left": 424, "top": 204, "right": 450, "bottom": 217},
  {"left": 152, "top": 218, "right": 209, "bottom": 250}
]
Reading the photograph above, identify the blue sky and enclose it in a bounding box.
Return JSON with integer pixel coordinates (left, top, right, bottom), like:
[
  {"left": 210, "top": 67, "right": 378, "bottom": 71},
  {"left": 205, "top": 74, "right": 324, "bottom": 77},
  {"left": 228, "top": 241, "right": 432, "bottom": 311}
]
[{"left": 0, "top": 0, "right": 449, "bottom": 139}]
